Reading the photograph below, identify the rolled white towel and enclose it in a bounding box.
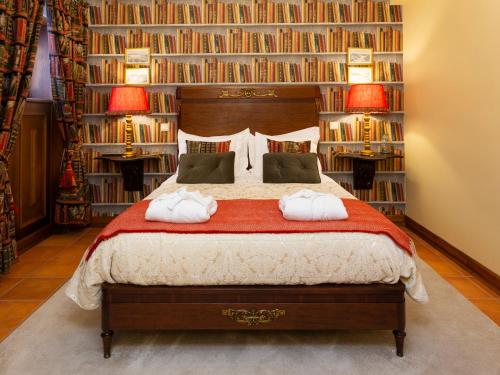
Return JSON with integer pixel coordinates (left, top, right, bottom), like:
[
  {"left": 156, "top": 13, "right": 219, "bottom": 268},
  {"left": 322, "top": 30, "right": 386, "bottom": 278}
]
[
  {"left": 145, "top": 187, "right": 217, "bottom": 223},
  {"left": 279, "top": 189, "right": 348, "bottom": 221}
]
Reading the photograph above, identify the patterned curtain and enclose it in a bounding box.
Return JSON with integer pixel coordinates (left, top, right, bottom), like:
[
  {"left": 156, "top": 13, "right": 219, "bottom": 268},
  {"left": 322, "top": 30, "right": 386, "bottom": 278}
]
[
  {"left": 0, "top": 0, "right": 45, "bottom": 273},
  {"left": 46, "top": 0, "right": 90, "bottom": 225}
]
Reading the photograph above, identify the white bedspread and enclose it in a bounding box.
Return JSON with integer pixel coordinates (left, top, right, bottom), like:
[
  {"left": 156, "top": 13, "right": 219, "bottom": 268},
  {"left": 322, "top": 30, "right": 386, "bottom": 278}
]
[{"left": 66, "top": 172, "right": 428, "bottom": 310}]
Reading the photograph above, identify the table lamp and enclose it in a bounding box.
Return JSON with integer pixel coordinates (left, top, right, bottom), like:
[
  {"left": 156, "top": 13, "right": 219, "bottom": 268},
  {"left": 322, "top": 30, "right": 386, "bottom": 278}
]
[
  {"left": 346, "top": 84, "right": 389, "bottom": 156},
  {"left": 106, "top": 86, "right": 150, "bottom": 158}
]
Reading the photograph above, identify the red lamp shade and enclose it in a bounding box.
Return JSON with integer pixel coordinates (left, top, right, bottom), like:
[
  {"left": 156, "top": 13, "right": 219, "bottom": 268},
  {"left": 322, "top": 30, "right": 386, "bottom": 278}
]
[
  {"left": 106, "top": 86, "right": 149, "bottom": 115},
  {"left": 345, "top": 84, "right": 388, "bottom": 113}
]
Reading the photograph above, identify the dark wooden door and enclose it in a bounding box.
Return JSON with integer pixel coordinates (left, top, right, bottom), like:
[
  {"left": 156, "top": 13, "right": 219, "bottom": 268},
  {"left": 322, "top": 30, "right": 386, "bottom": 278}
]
[{"left": 8, "top": 100, "right": 61, "bottom": 248}]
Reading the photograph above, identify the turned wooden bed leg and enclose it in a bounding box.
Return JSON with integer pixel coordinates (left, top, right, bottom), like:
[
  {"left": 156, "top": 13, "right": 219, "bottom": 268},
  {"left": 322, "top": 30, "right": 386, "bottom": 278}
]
[
  {"left": 393, "top": 329, "right": 406, "bottom": 357},
  {"left": 393, "top": 299, "right": 406, "bottom": 357},
  {"left": 101, "top": 330, "right": 114, "bottom": 358}
]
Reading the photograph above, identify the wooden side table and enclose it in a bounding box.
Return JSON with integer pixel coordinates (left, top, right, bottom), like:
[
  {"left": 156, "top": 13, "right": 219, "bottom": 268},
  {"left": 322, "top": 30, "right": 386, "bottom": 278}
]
[
  {"left": 96, "top": 154, "right": 163, "bottom": 191},
  {"left": 335, "top": 152, "right": 404, "bottom": 190}
]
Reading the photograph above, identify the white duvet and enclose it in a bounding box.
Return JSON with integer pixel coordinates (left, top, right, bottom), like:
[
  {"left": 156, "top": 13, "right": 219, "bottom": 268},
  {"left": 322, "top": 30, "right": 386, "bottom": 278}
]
[{"left": 66, "top": 172, "right": 428, "bottom": 310}]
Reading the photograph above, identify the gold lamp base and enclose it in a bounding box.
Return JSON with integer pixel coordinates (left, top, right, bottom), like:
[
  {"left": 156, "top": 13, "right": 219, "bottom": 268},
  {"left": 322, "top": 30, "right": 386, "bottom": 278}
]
[
  {"left": 360, "top": 112, "right": 375, "bottom": 156},
  {"left": 122, "top": 115, "right": 136, "bottom": 158}
]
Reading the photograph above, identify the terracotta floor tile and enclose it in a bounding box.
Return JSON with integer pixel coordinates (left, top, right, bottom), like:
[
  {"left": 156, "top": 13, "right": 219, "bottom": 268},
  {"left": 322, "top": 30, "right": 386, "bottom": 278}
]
[
  {"left": 424, "top": 257, "right": 469, "bottom": 278},
  {"left": 20, "top": 245, "right": 66, "bottom": 262},
  {"left": 0, "top": 328, "right": 12, "bottom": 343},
  {"left": 414, "top": 246, "right": 444, "bottom": 263},
  {"left": 0, "top": 301, "right": 41, "bottom": 330},
  {"left": 0, "top": 278, "right": 22, "bottom": 297},
  {"left": 29, "top": 258, "right": 80, "bottom": 278},
  {"left": 7, "top": 261, "right": 46, "bottom": 278},
  {"left": 1, "top": 278, "right": 66, "bottom": 301},
  {"left": 469, "top": 299, "right": 500, "bottom": 326},
  {"left": 468, "top": 276, "right": 500, "bottom": 299},
  {"left": 444, "top": 277, "right": 496, "bottom": 299},
  {"left": 51, "top": 247, "right": 86, "bottom": 262}
]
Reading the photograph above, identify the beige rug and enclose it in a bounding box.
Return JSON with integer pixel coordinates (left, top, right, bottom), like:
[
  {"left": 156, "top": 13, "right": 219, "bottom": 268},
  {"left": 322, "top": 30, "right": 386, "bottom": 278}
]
[{"left": 0, "top": 260, "right": 499, "bottom": 375}]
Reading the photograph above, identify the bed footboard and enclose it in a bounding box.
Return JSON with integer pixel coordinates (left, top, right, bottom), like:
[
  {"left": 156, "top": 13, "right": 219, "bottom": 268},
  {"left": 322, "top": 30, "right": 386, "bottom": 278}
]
[{"left": 101, "top": 282, "right": 406, "bottom": 358}]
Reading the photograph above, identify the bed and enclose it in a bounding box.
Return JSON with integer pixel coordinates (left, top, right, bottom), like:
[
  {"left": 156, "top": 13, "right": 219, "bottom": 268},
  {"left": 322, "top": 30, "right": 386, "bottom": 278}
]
[{"left": 67, "top": 86, "right": 427, "bottom": 358}]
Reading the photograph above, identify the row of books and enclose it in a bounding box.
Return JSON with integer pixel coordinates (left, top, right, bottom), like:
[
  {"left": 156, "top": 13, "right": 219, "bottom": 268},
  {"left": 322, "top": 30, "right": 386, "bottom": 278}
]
[
  {"left": 336, "top": 178, "right": 404, "bottom": 201},
  {"left": 278, "top": 28, "right": 326, "bottom": 52},
  {"left": 90, "top": 177, "right": 165, "bottom": 204},
  {"left": 328, "top": 26, "right": 401, "bottom": 52},
  {"left": 85, "top": 150, "right": 178, "bottom": 173},
  {"left": 228, "top": 29, "right": 276, "bottom": 53},
  {"left": 319, "top": 118, "right": 404, "bottom": 142},
  {"left": 88, "top": 1, "right": 402, "bottom": 25},
  {"left": 178, "top": 29, "right": 227, "bottom": 53},
  {"left": 88, "top": 59, "right": 125, "bottom": 84},
  {"left": 83, "top": 120, "right": 177, "bottom": 143},
  {"left": 252, "top": 58, "right": 302, "bottom": 82},
  {"left": 88, "top": 27, "right": 402, "bottom": 54},
  {"left": 353, "top": 180, "right": 405, "bottom": 202},
  {"left": 151, "top": 59, "right": 203, "bottom": 83},
  {"left": 302, "top": 0, "right": 352, "bottom": 23},
  {"left": 150, "top": 92, "right": 176, "bottom": 113},
  {"left": 319, "top": 146, "right": 404, "bottom": 172},
  {"left": 303, "top": 58, "right": 346, "bottom": 82},
  {"left": 148, "top": 57, "right": 402, "bottom": 84},
  {"left": 203, "top": 0, "right": 252, "bottom": 24},
  {"left": 373, "top": 61, "right": 402, "bottom": 82},
  {"left": 90, "top": 180, "right": 145, "bottom": 203},
  {"left": 252, "top": 1, "right": 302, "bottom": 23},
  {"left": 152, "top": 0, "right": 202, "bottom": 24},
  {"left": 203, "top": 58, "right": 253, "bottom": 83},
  {"left": 89, "top": 1, "right": 152, "bottom": 25},
  {"left": 351, "top": 0, "right": 402, "bottom": 23},
  {"left": 320, "top": 86, "right": 346, "bottom": 112}
]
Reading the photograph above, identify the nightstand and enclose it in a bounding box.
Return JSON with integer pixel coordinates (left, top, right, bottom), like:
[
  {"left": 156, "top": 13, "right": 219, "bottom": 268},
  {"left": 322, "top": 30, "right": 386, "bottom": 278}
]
[
  {"left": 96, "top": 154, "right": 163, "bottom": 191},
  {"left": 335, "top": 152, "right": 404, "bottom": 190}
]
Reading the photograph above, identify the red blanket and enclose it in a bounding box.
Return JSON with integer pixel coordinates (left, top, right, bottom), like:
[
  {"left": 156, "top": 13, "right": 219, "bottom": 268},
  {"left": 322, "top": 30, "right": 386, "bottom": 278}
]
[{"left": 86, "top": 199, "right": 412, "bottom": 261}]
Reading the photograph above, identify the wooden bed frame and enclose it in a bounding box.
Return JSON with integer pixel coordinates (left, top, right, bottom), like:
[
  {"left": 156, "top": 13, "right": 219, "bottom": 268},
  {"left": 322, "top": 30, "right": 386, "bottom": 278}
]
[{"left": 100, "top": 86, "right": 406, "bottom": 358}]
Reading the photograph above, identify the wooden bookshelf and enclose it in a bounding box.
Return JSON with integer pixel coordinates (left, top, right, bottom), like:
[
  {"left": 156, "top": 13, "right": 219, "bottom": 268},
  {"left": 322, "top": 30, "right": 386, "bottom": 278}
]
[{"left": 85, "top": 0, "right": 405, "bottom": 220}]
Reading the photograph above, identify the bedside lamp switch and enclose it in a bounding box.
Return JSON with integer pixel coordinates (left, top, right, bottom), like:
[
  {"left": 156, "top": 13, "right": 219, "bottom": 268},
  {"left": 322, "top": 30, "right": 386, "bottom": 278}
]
[
  {"left": 160, "top": 123, "right": 170, "bottom": 132},
  {"left": 329, "top": 121, "right": 340, "bottom": 130}
]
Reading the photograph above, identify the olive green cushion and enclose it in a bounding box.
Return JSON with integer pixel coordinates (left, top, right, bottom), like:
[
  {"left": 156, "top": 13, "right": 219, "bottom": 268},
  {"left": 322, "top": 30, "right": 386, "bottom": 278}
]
[
  {"left": 177, "top": 152, "right": 235, "bottom": 184},
  {"left": 262, "top": 152, "right": 321, "bottom": 184}
]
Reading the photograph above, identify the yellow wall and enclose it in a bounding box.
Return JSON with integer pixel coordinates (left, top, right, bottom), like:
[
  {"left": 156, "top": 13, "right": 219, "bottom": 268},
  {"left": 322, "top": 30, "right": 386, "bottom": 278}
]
[{"left": 397, "top": 0, "right": 500, "bottom": 274}]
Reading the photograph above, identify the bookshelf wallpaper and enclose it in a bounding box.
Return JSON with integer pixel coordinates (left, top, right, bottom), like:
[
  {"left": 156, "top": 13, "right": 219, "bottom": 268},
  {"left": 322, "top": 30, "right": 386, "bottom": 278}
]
[{"left": 84, "top": 0, "right": 405, "bottom": 220}]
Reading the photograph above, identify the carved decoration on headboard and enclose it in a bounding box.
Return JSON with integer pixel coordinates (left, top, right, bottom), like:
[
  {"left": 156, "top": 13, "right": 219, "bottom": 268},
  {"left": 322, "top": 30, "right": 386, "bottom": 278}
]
[{"left": 218, "top": 88, "right": 278, "bottom": 99}]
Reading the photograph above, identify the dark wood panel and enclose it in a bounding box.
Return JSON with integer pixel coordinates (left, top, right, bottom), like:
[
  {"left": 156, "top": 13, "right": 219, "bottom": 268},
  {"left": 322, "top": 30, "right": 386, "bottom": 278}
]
[
  {"left": 104, "top": 283, "right": 405, "bottom": 304},
  {"left": 8, "top": 100, "right": 61, "bottom": 252},
  {"left": 108, "top": 302, "right": 400, "bottom": 330},
  {"left": 177, "top": 86, "right": 321, "bottom": 136},
  {"left": 19, "top": 114, "right": 47, "bottom": 228}
]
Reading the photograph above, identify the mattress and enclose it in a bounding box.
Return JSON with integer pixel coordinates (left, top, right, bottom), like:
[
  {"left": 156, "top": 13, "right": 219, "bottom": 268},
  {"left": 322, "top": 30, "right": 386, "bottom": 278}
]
[{"left": 66, "top": 172, "right": 428, "bottom": 310}]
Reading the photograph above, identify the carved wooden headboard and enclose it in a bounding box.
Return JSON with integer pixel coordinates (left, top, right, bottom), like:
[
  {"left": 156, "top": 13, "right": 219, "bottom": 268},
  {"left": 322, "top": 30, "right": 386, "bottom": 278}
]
[{"left": 176, "top": 86, "right": 321, "bottom": 136}]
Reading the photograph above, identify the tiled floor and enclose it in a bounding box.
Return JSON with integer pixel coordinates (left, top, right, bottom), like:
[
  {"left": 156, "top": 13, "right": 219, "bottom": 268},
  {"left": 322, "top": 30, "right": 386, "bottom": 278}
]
[{"left": 0, "top": 226, "right": 498, "bottom": 343}]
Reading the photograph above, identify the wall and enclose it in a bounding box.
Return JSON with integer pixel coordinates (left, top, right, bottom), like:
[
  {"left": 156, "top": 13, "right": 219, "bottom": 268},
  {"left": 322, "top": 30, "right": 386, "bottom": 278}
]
[{"left": 397, "top": 0, "right": 500, "bottom": 274}]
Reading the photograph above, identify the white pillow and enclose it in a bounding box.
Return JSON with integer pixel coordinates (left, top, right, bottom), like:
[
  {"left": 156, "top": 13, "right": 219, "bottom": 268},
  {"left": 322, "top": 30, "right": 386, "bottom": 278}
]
[
  {"left": 253, "top": 127, "right": 321, "bottom": 177},
  {"left": 177, "top": 128, "right": 251, "bottom": 177}
]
